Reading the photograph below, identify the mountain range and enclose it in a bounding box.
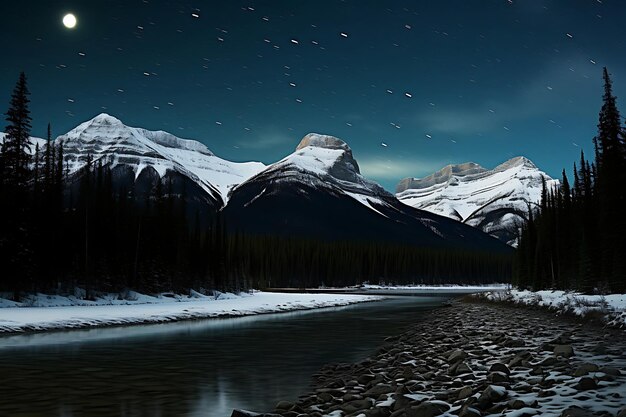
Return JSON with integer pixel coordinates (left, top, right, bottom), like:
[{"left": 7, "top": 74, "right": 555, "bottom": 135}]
[
  {"left": 9, "top": 113, "right": 516, "bottom": 252},
  {"left": 396, "top": 157, "right": 558, "bottom": 246}
]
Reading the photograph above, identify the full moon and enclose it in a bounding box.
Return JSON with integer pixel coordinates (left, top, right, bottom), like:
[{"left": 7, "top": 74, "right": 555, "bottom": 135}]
[{"left": 62, "top": 13, "right": 77, "bottom": 29}]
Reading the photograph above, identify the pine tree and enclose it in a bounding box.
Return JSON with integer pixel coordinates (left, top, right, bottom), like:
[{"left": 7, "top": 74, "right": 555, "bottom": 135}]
[
  {"left": 561, "top": 169, "right": 571, "bottom": 209},
  {"left": 33, "top": 142, "right": 40, "bottom": 195},
  {"left": 44, "top": 123, "right": 52, "bottom": 190},
  {"left": 55, "top": 140, "right": 64, "bottom": 189},
  {"left": 596, "top": 68, "right": 622, "bottom": 167},
  {"left": 0, "top": 73, "right": 33, "bottom": 298},
  {"left": 2, "top": 72, "right": 32, "bottom": 190}
]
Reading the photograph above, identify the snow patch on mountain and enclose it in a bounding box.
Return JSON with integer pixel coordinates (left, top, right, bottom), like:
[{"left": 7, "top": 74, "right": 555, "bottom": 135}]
[{"left": 396, "top": 156, "right": 558, "bottom": 246}]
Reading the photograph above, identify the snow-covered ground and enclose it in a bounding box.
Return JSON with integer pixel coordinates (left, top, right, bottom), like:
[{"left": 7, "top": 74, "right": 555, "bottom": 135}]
[
  {"left": 362, "top": 283, "right": 509, "bottom": 291},
  {"left": 480, "top": 289, "right": 626, "bottom": 328},
  {"left": 0, "top": 291, "right": 380, "bottom": 333}
]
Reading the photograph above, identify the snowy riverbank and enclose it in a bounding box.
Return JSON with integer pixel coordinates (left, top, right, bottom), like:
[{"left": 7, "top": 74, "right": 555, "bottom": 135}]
[
  {"left": 0, "top": 291, "right": 381, "bottom": 333},
  {"left": 477, "top": 289, "right": 626, "bottom": 329}
]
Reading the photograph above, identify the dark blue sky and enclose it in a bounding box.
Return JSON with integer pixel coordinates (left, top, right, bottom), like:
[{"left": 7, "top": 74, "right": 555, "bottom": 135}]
[{"left": 2, "top": 0, "right": 625, "bottom": 191}]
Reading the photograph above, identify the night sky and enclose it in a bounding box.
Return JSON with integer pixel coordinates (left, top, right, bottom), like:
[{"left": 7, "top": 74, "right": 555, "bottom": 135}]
[{"left": 2, "top": 0, "right": 625, "bottom": 191}]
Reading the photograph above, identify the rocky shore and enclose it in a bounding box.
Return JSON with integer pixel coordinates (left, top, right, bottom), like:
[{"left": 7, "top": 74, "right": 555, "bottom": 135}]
[{"left": 233, "top": 300, "right": 626, "bottom": 417}]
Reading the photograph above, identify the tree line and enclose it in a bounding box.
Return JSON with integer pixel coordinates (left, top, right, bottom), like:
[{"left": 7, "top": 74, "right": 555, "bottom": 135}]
[
  {"left": 515, "top": 67, "right": 626, "bottom": 294},
  {"left": 0, "top": 73, "right": 511, "bottom": 299}
]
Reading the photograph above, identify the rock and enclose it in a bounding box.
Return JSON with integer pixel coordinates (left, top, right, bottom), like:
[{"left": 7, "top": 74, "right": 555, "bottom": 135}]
[
  {"left": 358, "top": 374, "right": 377, "bottom": 385},
  {"left": 458, "top": 405, "right": 481, "bottom": 417},
  {"left": 477, "top": 385, "right": 507, "bottom": 409},
  {"left": 390, "top": 409, "right": 406, "bottom": 417},
  {"left": 297, "top": 396, "right": 318, "bottom": 407},
  {"left": 406, "top": 401, "right": 450, "bottom": 417},
  {"left": 447, "top": 349, "right": 468, "bottom": 363},
  {"left": 504, "top": 338, "right": 526, "bottom": 347},
  {"left": 393, "top": 386, "right": 412, "bottom": 411},
  {"left": 529, "top": 366, "right": 544, "bottom": 376},
  {"left": 507, "top": 399, "right": 527, "bottom": 409},
  {"left": 617, "top": 407, "right": 626, "bottom": 417},
  {"left": 538, "top": 389, "right": 556, "bottom": 398},
  {"left": 365, "top": 384, "right": 395, "bottom": 396},
  {"left": 317, "top": 392, "right": 334, "bottom": 403},
  {"left": 488, "top": 371, "right": 510, "bottom": 383},
  {"left": 540, "top": 377, "right": 557, "bottom": 388},
  {"left": 560, "top": 406, "right": 595, "bottom": 417},
  {"left": 457, "top": 386, "right": 473, "bottom": 400},
  {"left": 393, "top": 396, "right": 411, "bottom": 412},
  {"left": 551, "top": 332, "right": 573, "bottom": 344},
  {"left": 553, "top": 344, "right": 574, "bottom": 358},
  {"left": 343, "top": 393, "right": 362, "bottom": 402},
  {"left": 572, "top": 363, "right": 599, "bottom": 377},
  {"left": 402, "top": 368, "right": 415, "bottom": 380},
  {"left": 539, "top": 357, "right": 558, "bottom": 366},
  {"left": 275, "top": 401, "right": 295, "bottom": 411},
  {"left": 367, "top": 408, "right": 392, "bottom": 417},
  {"left": 485, "top": 403, "right": 508, "bottom": 414},
  {"left": 341, "top": 398, "right": 373, "bottom": 413},
  {"left": 508, "top": 351, "right": 532, "bottom": 368},
  {"left": 599, "top": 366, "right": 621, "bottom": 376},
  {"left": 575, "top": 377, "right": 597, "bottom": 391},
  {"left": 511, "top": 382, "right": 533, "bottom": 393},
  {"left": 448, "top": 361, "right": 472, "bottom": 376},
  {"left": 488, "top": 363, "right": 510, "bottom": 375}
]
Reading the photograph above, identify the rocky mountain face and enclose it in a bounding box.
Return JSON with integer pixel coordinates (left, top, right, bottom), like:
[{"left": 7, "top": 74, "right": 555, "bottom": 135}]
[
  {"left": 57, "top": 113, "right": 266, "bottom": 207},
  {"left": 396, "top": 157, "right": 559, "bottom": 246}
]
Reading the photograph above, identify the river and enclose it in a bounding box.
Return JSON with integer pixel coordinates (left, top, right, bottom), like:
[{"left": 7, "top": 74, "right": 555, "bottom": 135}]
[{"left": 0, "top": 297, "right": 447, "bottom": 417}]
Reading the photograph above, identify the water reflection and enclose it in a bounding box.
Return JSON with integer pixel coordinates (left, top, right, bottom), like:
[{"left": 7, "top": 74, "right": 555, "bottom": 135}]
[{"left": 0, "top": 297, "right": 444, "bottom": 417}]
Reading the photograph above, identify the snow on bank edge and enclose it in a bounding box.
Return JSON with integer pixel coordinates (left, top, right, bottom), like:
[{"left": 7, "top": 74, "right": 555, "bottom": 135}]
[
  {"left": 0, "top": 292, "right": 381, "bottom": 333},
  {"left": 477, "top": 289, "right": 626, "bottom": 329}
]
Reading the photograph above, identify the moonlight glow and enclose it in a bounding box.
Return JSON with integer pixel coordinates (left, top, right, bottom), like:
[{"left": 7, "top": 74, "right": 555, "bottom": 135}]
[{"left": 62, "top": 13, "right": 77, "bottom": 29}]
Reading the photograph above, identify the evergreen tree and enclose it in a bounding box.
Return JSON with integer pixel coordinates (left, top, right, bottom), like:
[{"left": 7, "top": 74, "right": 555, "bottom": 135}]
[
  {"left": 0, "top": 72, "right": 33, "bottom": 298},
  {"left": 2, "top": 72, "right": 32, "bottom": 190},
  {"left": 33, "top": 142, "right": 40, "bottom": 195},
  {"left": 561, "top": 170, "right": 571, "bottom": 209},
  {"left": 44, "top": 123, "right": 52, "bottom": 190}
]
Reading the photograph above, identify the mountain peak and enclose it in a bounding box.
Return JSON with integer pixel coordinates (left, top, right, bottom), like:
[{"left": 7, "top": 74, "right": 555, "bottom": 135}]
[
  {"left": 495, "top": 156, "right": 537, "bottom": 171},
  {"left": 64, "top": 113, "right": 128, "bottom": 140},
  {"left": 296, "top": 133, "right": 351, "bottom": 152},
  {"left": 91, "top": 113, "right": 124, "bottom": 125},
  {"left": 396, "top": 162, "right": 486, "bottom": 192}
]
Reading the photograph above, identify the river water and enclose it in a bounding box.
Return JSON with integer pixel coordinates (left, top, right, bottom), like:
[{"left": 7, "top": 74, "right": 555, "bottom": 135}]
[{"left": 0, "top": 297, "right": 445, "bottom": 417}]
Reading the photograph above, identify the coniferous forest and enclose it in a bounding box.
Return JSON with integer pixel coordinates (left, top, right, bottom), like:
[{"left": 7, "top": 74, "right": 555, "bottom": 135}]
[
  {"left": 0, "top": 73, "right": 511, "bottom": 298},
  {"left": 515, "top": 67, "right": 626, "bottom": 294}
]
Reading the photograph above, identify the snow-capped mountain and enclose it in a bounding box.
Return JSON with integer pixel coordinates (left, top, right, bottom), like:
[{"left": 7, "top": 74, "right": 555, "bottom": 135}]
[
  {"left": 396, "top": 157, "right": 559, "bottom": 246},
  {"left": 224, "top": 133, "right": 510, "bottom": 251},
  {"left": 57, "top": 113, "right": 266, "bottom": 205},
  {"left": 228, "top": 133, "right": 392, "bottom": 213}
]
